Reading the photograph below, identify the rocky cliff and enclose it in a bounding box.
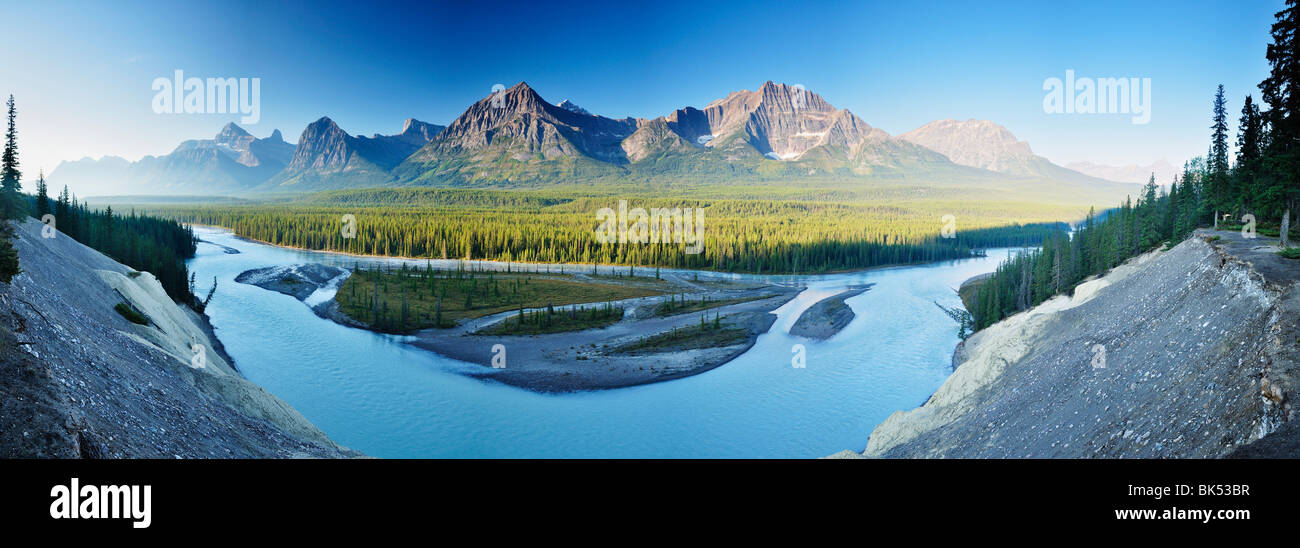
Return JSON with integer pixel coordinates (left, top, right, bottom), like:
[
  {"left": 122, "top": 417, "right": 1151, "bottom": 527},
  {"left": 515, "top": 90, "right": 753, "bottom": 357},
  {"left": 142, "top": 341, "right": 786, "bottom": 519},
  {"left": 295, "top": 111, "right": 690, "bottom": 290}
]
[
  {"left": 0, "top": 219, "right": 360, "bottom": 458},
  {"left": 853, "top": 229, "right": 1299, "bottom": 458}
]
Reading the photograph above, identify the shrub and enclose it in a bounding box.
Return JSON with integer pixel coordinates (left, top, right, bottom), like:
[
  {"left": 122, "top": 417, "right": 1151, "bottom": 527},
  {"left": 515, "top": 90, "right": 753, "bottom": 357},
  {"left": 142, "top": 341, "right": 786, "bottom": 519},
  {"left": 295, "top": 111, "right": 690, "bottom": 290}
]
[
  {"left": 114, "top": 302, "right": 149, "bottom": 325},
  {"left": 1278, "top": 247, "right": 1300, "bottom": 260},
  {"left": 0, "top": 223, "right": 19, "bottom": 283}
]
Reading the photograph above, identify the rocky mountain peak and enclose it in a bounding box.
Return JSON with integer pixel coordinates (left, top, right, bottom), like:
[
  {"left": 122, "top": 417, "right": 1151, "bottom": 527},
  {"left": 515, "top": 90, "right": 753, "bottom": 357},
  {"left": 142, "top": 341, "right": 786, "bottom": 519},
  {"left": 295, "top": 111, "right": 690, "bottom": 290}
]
[
  {"left": 213, "top": 123, "right": 254, "bottom": 150},
  {"left": 390, "top": 118, "right": 444, "bottom": 148},
  {"left": 400, "top": 118, "right": 440, "bottom": 137},
  {"left": 305, "top": 116, "right": 342, "bottom": 133},
  {"left": 217, "top": 122, "right": 251, "bottom": 139},
  {"left": 697, "top": 82, "right": 865, "bottom": 160},
  {"left": 489, "top": 82, "right": 547, "bottom": 112},
  {"left": 755, "top": 81, "right": 829, "bottom": 112},
  {"left": 557, "top": 99, "right": 590, "bottom": 116},
  {"left": 286, "top": 117, "right": 354, "bottom": 172}
]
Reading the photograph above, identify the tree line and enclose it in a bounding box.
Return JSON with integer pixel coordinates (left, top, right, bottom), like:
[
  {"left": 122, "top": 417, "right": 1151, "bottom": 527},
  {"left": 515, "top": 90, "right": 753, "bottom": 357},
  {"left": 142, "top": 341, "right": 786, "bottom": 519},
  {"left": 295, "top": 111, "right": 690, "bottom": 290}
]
[{"left": 156, "top": 199, "right": 1066, "bottom": 275}]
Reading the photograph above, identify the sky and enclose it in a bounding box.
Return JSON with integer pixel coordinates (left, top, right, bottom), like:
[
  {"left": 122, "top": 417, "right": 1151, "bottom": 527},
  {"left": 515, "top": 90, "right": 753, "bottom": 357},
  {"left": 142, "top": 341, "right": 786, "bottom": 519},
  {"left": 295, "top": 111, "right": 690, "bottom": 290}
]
[{"left": 0, "top": 0, "right": 1283, "bottom": 181}]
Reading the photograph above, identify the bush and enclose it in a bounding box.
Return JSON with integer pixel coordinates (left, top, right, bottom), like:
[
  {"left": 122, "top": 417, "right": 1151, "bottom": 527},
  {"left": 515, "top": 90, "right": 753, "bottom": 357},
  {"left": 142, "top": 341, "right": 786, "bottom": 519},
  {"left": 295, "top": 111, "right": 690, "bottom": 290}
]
[
  {"left": 0, "top": 222, "right": 18, "bottom": 283},
  {"left": 114, "top": 302, "right": 149, "bottom": 325},
  {"left": 1278, "top": 247, "right": 1300, "bottom": 260}
]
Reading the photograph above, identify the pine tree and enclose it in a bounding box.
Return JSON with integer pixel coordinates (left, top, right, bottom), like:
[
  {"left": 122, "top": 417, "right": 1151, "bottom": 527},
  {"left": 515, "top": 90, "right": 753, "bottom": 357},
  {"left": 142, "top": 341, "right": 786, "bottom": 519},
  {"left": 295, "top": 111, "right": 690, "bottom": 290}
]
[
  {"left": 58, "top": 187, "right": 77, "bottom": 239},
  {"left": 1236, "top": 95, "right": 1266, "bottom": 215},
  {"left": 1260, "top": 0, "right": 1299, "bottom": 246},
  {"left": 0, "top": 95, "right": 21, "bottom": 219},
  {"left": 35, "top": 169, "right": 49, "bottom": 218},
  {"left": 1209, "top": 85, "right": 1231, "bottom": 227},
  {"left": 1165, "top": 177, "right": 1180, "bottom": 240},
  {"left": 0, "top": 222, "right": 19, "bottom": 282}
]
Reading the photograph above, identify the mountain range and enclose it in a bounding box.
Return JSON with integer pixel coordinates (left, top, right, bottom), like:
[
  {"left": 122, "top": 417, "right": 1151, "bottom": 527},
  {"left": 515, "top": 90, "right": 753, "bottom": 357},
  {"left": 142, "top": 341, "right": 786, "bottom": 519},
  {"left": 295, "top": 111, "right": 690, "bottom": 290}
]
[{"left": 49, "top": 81, "right": 1136, "bottom": 197}]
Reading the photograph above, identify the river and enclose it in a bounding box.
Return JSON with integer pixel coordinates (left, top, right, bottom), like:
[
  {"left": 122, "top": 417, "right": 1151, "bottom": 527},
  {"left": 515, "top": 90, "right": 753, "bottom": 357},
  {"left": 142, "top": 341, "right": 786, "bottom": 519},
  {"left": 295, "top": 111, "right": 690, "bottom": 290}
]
[{"left": 188, "top": 227, "right": 1015, "bottom": 458}]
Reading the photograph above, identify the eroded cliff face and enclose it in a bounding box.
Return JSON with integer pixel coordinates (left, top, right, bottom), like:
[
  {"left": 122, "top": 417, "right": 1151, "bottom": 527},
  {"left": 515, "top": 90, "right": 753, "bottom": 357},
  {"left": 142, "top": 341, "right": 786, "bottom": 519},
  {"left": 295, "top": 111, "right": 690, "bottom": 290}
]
[
  {"left": 0, "top": 219, "right": 360, "bottom": 458},
  {"left": 858, "top": 229, "right": 1298, "bottom": 458}
]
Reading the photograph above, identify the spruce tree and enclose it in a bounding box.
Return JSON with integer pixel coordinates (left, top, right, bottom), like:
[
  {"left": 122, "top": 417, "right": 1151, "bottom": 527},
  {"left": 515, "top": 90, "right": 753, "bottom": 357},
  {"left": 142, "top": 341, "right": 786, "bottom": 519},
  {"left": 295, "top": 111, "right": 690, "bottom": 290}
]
[
  {"left": 1209, "top": 85, "right": 1231, "bottom": 226},
  {"left": 0, "top": 223, "right": 19, "bottom": 283},
  {"left": 1236, "top": 95, "right": 1265, "bottom": 215},
  {"left": 54, "top": 185, "right": 68, "bottom": 225},
  {"left": 1260, "top": 0, "right": 1299, "bottom": 246},
  {"left": 0, "top": 95, "right": 21, "bottom": 219},
  {"left": 35, "top": 169, "right": 49, "bottom": 218}
]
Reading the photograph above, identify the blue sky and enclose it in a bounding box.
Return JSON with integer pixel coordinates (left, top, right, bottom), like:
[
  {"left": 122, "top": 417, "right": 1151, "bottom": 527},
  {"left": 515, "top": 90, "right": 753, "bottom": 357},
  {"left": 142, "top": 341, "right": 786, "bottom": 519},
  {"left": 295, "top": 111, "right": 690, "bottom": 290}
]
[{"left": 0, "top": 0, "right": 1283, "bottom": 179}]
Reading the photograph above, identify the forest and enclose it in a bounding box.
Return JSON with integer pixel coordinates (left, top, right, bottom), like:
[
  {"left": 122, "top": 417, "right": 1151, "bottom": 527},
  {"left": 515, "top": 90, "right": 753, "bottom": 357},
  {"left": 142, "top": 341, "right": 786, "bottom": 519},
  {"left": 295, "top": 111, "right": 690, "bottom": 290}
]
[
  {"left": 971, "top": 2, "right": 1299, "bottom": 330},
  {"left": 147, "top": 192, "right": 1070, "bottom": 275}
]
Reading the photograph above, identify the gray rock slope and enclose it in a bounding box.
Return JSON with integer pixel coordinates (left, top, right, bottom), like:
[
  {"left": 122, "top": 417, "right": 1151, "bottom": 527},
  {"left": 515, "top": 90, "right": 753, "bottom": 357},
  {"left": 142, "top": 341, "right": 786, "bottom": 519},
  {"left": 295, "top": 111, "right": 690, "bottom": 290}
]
[
  {"left": 0, "top": 219, "right": 361, "bottom": 458},
  {"left": 859, "top": 229, "right": 1298, "bottom": 458}
]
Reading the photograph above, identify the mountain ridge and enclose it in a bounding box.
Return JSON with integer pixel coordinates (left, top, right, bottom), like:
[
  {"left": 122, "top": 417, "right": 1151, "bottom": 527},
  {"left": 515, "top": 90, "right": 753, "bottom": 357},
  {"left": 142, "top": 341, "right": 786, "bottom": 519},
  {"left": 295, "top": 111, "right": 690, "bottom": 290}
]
[{"left": 51, "top": 82, "right": 1138, "bottom": 198}]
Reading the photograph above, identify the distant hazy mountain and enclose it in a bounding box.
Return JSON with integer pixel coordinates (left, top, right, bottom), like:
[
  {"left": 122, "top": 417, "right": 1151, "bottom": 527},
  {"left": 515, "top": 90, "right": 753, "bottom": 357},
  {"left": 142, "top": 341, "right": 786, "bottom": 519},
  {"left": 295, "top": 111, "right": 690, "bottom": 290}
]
[
  {"left": 51, "top": 118, "right": 445, "bottom": 196},
  {"left": 44, "top": 156, "right": 133, "bottom": 197},
  {"left": 48, "top": 123, "right": 294, "bottom": 196},
  {"left": 266, "top": 117, "right": 445, "bottom": 189},
  {"left": 211, "top": 123, "right": 295, "bottom": 169},
  {"left": 1064, "top": 159, "right": 1179, "bottom": 184},
  {"left": 898, "top": 118, "right": 1124, "bottom": 187},
  {"left": 898, "top": 119, "right": 1037, "bottom": 174}
]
